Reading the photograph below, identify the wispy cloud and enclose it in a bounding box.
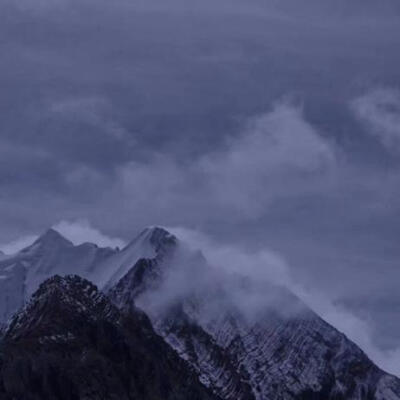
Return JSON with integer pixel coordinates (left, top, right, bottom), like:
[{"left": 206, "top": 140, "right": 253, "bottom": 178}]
[
  {"left": 351, "top": 88, "right": 400, "bottom": 154},
  {"left": 116, "top": 101, "right": 338, "bottom": 223},
  {"left": 166, "top": 226, "right": 400, "bottom": 376},
  {"left": 0, "top": 235, "right": 38, "bottom": 255},
  {"left": 53, "top": 219, "right": 126, "bottom": 249}
]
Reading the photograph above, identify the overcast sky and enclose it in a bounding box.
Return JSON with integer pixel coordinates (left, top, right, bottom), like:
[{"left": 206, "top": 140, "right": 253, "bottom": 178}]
[{"left": 1, "top": 0, "right": 400, "bottom": 371}]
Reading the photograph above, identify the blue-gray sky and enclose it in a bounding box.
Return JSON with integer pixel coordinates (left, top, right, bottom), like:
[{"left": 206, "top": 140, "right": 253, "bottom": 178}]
[{"left": 1, "top": 0, "right": 400, "bottom": 370}]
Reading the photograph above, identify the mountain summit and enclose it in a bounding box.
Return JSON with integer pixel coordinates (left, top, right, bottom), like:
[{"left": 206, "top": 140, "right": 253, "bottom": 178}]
[
  {"left": 30, "top": 228, "right": 74, "bottom": 249},
  {"left": 97, "top": 226, "right": 177, "bottom": 291}
]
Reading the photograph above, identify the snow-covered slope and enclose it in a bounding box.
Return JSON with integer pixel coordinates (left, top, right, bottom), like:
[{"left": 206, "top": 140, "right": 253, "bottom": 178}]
[
  {"left": 96, "top": 226, "right": 176, "bottom": 290},
  {"left": 109, "top": 227, "right": 400, "bottom": 400},
  {"left": 0, "top": 226, "right": 176, "bottom": 324},
  {"left": 0, "top": 229, "right": 117, "bottom": 323}
]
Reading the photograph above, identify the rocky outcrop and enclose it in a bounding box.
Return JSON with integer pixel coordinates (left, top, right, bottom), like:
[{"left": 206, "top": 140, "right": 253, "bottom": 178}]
[{"left": 0, "top": 275, "right": 218, "bottom": 400}]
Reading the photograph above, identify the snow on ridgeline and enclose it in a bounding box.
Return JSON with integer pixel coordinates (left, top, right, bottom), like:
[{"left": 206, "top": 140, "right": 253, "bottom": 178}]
[{"left": 0, "top": 226, "right": 174, "bottom": 324}]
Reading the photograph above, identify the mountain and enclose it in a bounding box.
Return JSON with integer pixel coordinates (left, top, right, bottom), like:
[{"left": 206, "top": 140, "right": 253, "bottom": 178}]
[
  {"left": 108, "top": 227, "right": 400, "bottom": 400},
  {"left": 0, "top": 227, "right": 175, "bottom": 324},
  {"left": 95, "top": 225, "right": 176, "bottom": 290},
  {"left": 2, "top": 225, "right": 400, "bottom": 400},
  {"left": 0, "top": 275, "right": 218, "bottom": 400},
  {"left": 0, "top": 229, "right": 117, "bottom": 323}
]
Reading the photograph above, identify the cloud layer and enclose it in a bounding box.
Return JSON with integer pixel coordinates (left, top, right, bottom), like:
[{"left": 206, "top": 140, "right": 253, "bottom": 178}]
[
  {"left": 1, "top": 0, "right": 400, "bottom": 375},
  {"left": 113, "top": 102, "right": 337, "bottom": 224}
]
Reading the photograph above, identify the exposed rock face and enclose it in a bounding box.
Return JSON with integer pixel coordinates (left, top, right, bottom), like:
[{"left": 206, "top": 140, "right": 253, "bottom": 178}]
[
  {"left": 109, "top": 227, "right": 400, "bottom": 400},
  {"left": 0, "top": 275, "right": 218, "bottom": 400}
]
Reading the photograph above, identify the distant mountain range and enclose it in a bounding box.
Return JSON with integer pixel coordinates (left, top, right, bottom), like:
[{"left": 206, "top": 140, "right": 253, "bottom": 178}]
[{"left": 0, "top": 226, "right": 399, "bottom": 400}]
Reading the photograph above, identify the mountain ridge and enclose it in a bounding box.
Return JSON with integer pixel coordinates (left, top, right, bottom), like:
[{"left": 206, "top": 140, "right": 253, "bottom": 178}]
[
  {"left": 0, "top": 274, "right": 218, "bottom": 400},
  {"left": 0, "top": 228, "right": 119, "bottom": 323},
  {"left": 1, "top": 225, "right": 400, "bottom": 400}
]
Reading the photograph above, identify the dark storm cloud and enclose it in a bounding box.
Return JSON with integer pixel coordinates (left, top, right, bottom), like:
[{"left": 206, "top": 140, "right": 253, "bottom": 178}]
[{"left": 1, "top": 0, "right": 400, "bottom": 371}]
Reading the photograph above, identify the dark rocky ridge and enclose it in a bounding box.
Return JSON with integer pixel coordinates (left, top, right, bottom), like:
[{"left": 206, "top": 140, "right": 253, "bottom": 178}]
[{"left": 0, "top": 275, "right": 218, "bottom": 400}]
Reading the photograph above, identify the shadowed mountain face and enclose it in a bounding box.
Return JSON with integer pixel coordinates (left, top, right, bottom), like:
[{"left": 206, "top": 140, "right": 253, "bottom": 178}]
[
  {"left": 1, "top": 227, "right": 400, "bottom": 400},
  {"left": 0, "top": 275, "right": 218, "bottom": 400}
]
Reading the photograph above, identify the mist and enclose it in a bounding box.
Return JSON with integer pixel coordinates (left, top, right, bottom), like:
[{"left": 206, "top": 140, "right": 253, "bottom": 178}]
[
  {"left": 1, "top": 0, "right": 400, "bottom": 380},
  {"left": 136, "top": 233, "right": 308, "bottom": 327},
  {"left": 136, "top": 226, "right": 400, "bottom": 377}
]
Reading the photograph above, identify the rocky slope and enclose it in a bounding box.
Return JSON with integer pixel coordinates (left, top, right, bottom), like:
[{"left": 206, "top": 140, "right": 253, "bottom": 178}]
[
  {"left": 109, "top": 227, "right": 400, "bottom": 400},
  {"left": 0, "top": 275, "right": 218, "bottom": 400}
]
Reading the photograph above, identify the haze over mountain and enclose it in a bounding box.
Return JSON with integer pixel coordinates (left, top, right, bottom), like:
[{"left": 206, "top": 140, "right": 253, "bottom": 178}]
[
  {"left": 1, "top": 226, "right": 400, "bottom": 400},
  {"left": 1, "top": 0, "right": 400, "bottom": 396},
  {"left": 1, "top": 0, "right": 400, "bottom": 381}
]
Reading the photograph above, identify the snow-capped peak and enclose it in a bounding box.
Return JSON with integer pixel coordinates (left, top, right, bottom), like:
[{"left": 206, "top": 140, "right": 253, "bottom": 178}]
[
  {"left": 125, "top": 226, "right": 176, "bottom": 251},
  {"left": 0, "top": 225, "right": 178, "bottom": 325},
  {"left": 20, "top": 228, "right": 73, "bottom": 256},
  {"left": 0, "top": 228, "right": 118, "bottom": 324},
  {"left": 34, "top": 227, "right": 72, "bottom": 246},
  {"left": 98, "top": 226, "right": 177, "bottom": 290}
]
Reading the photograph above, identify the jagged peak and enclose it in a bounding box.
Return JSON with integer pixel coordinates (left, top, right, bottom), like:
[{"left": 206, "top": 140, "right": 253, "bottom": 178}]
[
  {"left": 124, "top": 225, "right": 177, "bottom": 254},
  {"left": 6, "top": 274, "right": 117, "bottom": 340},
  {"left": 27, "top": 228, "right": 73, "bottom": 250},
  {"left": 143, "top": 225, "right": 170, "bottom": 233},
  {"left": 139, "top": 225, "right": 175, "bottom": 241},
  {"left": 27, "top": 275, "right": 112, "bottom": 315},
  {"left": 34, "top": 274, "right": 98, "bottom": 297},
  {"left": 144, "top": 225, "right": 176, "bottom": 247},
  {"left": 102, "top": 226, "right": 178, "bottom": 293}
]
